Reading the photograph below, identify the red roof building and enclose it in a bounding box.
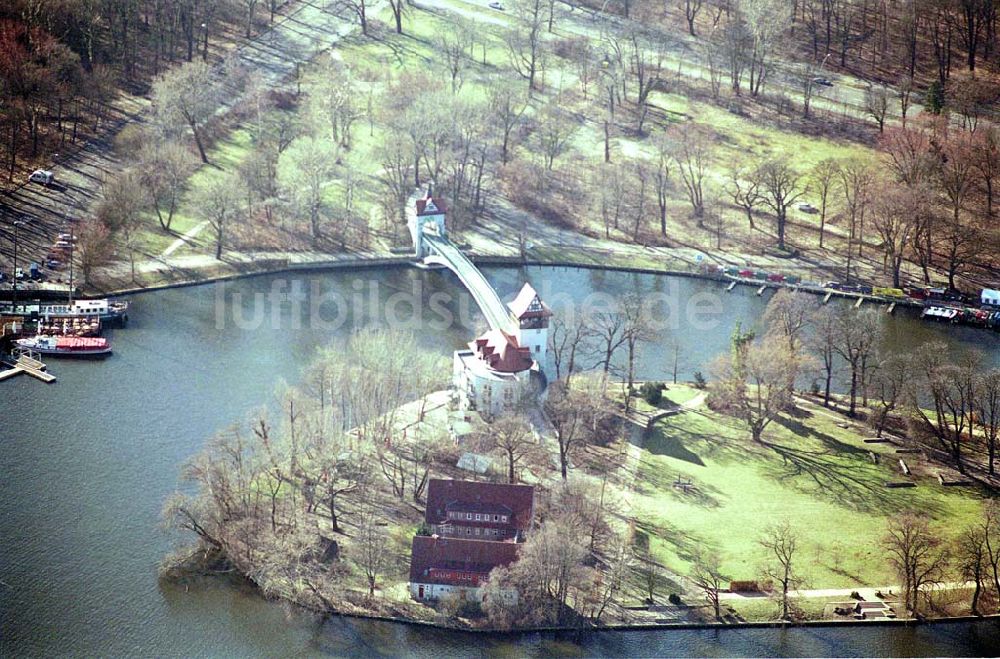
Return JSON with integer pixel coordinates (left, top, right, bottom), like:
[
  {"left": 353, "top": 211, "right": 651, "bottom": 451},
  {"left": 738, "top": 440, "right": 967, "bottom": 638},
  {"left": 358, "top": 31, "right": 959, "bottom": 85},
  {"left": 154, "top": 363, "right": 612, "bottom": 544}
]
[
  {"left": 468, "top": 329, "right": 533, "bottom": 374},
  {"left": 424, "top": 478, "right": 535, "bottom": 542},
  {"left": 415, "top": 185, "right": 448, "bottom": 216},
  {"left": 409, "top": 535, "right": 520, "bottom": 589}
]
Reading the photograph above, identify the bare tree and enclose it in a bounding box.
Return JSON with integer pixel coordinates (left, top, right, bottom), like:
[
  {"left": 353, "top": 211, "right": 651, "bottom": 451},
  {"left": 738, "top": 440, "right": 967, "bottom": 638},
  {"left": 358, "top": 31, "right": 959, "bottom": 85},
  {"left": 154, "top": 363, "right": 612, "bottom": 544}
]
[
  {"left": 684, "top": 0, "right": 705, "bottom": 35},
  {"left": 548, "top": 314, "right": 594, "bottom": 386},
  {"left": 488, "top": 79, "right": 528, "bottom": 166},
  {"left": 729, "top": 165, "right": 762, "bottom": 231},
  {"left": 759, "top": 520, "right": 801, "bottom": 620},
  {"left": 536, "top": 104, "right": 578, "bottom": 172},
  {"left": 506, "top": 0, "right": 548, "bottom": 92},
  {"left": 338, "top": 0, "right": 369, "bottom": 35},
  {"left": 652, "top": 133, "right": 672, "bottom": 235},
  {"left": 832, "top": 307, "right": 882, "bottom": 417},
  {"left": 808, "top": 305, "right": 838, "bottom": 407},
  {"left": 882, "top": 513, "right": 945, "bottom": 616},
  {"left": 711, "top": 334, "right": 801, "bottom": 444},
  {"left": 975, "top": 369, "right": 1000, "bottom": 475},
  {"left": 544, "top": 375, "right": 614, "bottom": 479},
  {"left": 870, "top": 183, "right": 921, "bottom": 288},
  {"left": 665, "top": 125, "right": 712, "bottom": 221},
  {"left": 74, "top": 218, "right": 112, "bottom": 286},
  {"left": 279, "top": 136, "right": 337, "bottom": 244},
  {"left": 753, "top": 160, "right": 806, "bottom": 251},
  {"left": 955, "top": 524, "right": 989, "bottom": 615},
  {"left": 139, "top": 141, "right": 193, "bottom": 232},
  {"left": 864, "top": 83, "right": 890, "bottom": 132},
  {"left": 691, "top": 550, "right": 728, "bottom": 620},
  {"left": 388, "top": 0, "right": 407, "bottom": 34},
  {"left": 838, "top": 159, "right": 876, "bottom": 277},
  {"left": 477, "top": 414, "right": 536, "bottom": 483},
  {"left": 199, "top": 171, "right": 243, "bottom": 260},
  {"left": 354, "top": 506, "right": 389, "bottom": 596},
  {"left": 909, "top": 345, "right": 979, "bottom": 473},
  {"left": 151, "top": 60, "right": 218, "bottom": 164}
]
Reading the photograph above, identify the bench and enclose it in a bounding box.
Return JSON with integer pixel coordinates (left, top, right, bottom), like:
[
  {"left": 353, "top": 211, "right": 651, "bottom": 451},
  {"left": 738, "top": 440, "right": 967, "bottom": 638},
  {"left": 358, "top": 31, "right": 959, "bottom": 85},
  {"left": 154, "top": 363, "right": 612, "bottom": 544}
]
[{"left": 898, "top": 459, "right": 910, "bottom": 476}]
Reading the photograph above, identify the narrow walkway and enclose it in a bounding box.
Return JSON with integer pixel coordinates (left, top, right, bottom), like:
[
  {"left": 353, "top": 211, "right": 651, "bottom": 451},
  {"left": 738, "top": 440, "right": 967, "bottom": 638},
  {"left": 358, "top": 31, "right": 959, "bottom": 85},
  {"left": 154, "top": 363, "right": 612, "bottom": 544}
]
[
  {"left": 423, "top": 233, "right": 515, "bottom": 333},
  {"left": 161, "top": 221, "right": 209, "bottom": 257}
]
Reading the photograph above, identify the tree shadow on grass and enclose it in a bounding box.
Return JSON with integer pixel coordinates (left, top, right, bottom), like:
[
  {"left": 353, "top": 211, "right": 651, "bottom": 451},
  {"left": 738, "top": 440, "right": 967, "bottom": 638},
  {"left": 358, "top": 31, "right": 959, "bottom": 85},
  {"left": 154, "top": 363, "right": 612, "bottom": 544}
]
[
  {"left": 642, "top": 426, "right": 705, "bottom": 466},
  {"left": 772, "top": 411, "right": 869, "bottom": 457},
  {"left": 760, "top": 440, "right": 948, "bottom": 517},
  {"left": 632, "top": 457, "right": 724, "bottom": 510}
]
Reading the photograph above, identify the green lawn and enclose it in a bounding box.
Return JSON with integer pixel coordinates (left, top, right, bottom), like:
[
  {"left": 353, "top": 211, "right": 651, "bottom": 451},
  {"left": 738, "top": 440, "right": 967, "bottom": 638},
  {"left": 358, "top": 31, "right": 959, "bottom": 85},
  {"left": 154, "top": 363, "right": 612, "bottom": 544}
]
[{"left": 628, "top": 403, "right": 991, "bottom": 590}]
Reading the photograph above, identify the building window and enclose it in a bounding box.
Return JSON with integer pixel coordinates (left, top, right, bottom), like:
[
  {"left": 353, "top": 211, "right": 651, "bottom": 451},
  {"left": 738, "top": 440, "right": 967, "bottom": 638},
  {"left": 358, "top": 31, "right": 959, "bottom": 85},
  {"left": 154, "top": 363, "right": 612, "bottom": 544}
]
[
  {"left": 535, "top": 345, "right": 540, "bottom": 352},
  {"left": 475, "top": 527, "right": 480, "bottom": 535},
  {"left": 494, "top": 515, "right": 499, "bottom": 521},
  {"left": 467, "top": 513, "right": 472, "bottom": 520},
  {"left": 475, "top": 513, "right": 481, "bottom": 521},
  {"left": 501, "top": 515, "right": 507, "bottom": 522}
]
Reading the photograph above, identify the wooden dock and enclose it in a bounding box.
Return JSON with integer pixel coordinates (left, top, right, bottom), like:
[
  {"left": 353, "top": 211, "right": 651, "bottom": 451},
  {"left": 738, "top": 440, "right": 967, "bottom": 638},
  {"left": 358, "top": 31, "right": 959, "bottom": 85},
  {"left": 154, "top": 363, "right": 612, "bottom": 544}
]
[{"left": 0, "top": 355, "right": 56, "bottom": 383}]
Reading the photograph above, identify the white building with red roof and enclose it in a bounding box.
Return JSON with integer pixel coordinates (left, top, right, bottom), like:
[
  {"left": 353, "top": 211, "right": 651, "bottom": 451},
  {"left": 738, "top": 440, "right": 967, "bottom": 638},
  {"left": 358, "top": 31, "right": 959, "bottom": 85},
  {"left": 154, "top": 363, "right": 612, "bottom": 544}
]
[{"left": 452, "top": 283, "right": 552, "bottom": 417}]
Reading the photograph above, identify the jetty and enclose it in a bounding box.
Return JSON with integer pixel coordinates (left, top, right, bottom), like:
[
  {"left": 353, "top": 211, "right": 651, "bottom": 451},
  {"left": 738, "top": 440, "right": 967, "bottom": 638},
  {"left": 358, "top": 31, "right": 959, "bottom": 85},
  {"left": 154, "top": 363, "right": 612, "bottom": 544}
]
[{"left": 0, "top": 353, "right": 56, "bottom": 383}]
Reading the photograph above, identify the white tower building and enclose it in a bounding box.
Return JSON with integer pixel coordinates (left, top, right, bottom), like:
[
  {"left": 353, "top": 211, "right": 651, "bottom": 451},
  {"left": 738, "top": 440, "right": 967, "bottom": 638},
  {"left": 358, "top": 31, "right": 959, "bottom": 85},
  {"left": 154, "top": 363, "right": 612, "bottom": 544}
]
[
  {"left": 408, "top": 185, "right": 447, "bottom": 258},
  {"left": 507, "top": 283, "right": 553, "bottom": 380}
]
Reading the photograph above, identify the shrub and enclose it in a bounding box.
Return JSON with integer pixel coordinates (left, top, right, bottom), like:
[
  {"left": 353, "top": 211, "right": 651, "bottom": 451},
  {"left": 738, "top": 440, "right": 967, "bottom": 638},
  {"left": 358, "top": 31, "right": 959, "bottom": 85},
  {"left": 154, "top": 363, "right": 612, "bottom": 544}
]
[
  {"left": 640, "top": 381, "right": 663, "bottom": 405},
  {"left": 693, "top": 371, "right": 707, "bottom": 389},
  {"left": 668, "top": 593, "right": 682, "bottom": 605},
  {"left": 810, "top": 381, "right": 820, "bottom": 396}
]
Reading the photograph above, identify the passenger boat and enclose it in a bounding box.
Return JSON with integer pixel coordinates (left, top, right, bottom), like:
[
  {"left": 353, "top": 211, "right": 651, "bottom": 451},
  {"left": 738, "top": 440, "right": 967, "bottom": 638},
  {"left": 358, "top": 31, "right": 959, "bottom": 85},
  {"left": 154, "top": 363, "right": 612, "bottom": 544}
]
[
  {"left": 0, "top": 298, "right": 129, "bottom": 324},
  {"left": 15, "top": 335, "right": 112, "bottom": 357},
  {"left": 35, "top": 315, "right": 101, "bottom": 337}
]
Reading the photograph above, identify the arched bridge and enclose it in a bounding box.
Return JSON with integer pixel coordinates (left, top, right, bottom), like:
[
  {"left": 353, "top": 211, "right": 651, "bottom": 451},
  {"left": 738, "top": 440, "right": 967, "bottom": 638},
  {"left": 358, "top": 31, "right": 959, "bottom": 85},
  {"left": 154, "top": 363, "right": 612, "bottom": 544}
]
[{"left": 422, "top": 233, "right": 515, "bottom": 334}]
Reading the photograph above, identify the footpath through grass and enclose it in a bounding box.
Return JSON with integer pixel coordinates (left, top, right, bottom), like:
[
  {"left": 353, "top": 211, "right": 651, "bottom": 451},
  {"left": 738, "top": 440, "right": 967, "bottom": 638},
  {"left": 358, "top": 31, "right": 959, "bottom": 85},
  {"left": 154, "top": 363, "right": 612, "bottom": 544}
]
[{"left": 627, "top": 397, "right": 991, "bottom": 590}]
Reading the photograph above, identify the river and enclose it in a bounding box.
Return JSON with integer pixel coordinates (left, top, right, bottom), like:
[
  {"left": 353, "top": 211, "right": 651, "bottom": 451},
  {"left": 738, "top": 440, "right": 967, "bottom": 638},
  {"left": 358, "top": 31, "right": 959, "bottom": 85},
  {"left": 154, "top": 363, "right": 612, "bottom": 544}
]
[{"left": 2, "top": 265, "right": 999, "bottom": 657}]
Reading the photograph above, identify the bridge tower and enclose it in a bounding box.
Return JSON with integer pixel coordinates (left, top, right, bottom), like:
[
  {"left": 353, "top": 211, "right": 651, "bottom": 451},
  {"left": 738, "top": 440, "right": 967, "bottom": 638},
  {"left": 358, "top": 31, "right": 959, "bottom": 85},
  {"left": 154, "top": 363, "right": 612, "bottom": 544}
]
[
  {"left": 508, "top": 283, "right": 553, "bottom": 379},
  {"left": 408, "top": 185, "right": 447, "bottom": 258}
]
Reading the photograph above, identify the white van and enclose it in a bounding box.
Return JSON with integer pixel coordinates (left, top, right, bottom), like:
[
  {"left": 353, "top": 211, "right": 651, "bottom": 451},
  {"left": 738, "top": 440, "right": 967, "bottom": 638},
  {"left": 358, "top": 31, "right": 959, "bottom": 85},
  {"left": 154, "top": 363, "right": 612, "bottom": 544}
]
[{"left": 28, "top": 170, "right": 54, "bottom": 186}]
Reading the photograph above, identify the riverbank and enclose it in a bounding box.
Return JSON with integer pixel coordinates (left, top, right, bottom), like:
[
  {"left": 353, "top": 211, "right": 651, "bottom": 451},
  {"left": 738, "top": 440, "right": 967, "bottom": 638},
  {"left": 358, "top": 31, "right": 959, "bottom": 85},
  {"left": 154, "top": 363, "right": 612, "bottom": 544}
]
[{"left": 78, "top": 243, "right": 918, "bottom": 318}]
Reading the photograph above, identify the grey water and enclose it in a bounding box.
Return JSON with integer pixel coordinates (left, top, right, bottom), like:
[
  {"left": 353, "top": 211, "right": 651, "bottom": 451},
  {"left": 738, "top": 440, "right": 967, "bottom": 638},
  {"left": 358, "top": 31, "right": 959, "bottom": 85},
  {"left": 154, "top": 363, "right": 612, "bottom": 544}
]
[{"left": 2, "top": 265, "right": 999, "bottom": 657}]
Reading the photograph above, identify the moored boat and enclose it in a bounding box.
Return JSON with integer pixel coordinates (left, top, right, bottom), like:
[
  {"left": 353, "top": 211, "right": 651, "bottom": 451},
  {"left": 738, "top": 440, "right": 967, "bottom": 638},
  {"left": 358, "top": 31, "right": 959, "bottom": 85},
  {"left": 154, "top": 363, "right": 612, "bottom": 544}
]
[
  {"left": 15, "top": 335, "right": 112, "bottom": 357},
  {"left": 0, "top": 298, "right": 129, "bottom": 324}
]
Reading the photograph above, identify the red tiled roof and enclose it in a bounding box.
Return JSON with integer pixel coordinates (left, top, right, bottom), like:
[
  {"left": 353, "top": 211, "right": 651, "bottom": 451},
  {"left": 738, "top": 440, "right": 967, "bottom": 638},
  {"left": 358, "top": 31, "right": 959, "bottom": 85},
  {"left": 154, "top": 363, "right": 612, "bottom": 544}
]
[
  {"left": 507, "top": 283, "right": 553, "bottom": 320},
  {"left": 409, "top": 535, "right": 520, "bottom": 584},
  {"left": 425, "top": 479, "right": 535, "bottom": 532},
  {"left": 416, "top": 196, "right": 448, "bottom": 215},
  {"left": 469, "top": 329, "right": 533, "bottom": 373}
]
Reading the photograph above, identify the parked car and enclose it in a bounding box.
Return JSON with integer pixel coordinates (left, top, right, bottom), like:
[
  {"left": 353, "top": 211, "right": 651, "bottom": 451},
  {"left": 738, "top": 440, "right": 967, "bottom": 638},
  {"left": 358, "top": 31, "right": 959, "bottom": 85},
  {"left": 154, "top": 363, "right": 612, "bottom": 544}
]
[
  {"left": 488, "top": 1, "right": 505, "bottom": 8},
  {"left": 797, "top": 202, "right": 818, "bottom": 214},
  {"left": 28, "top": 169, "right": 54, "bottom": 186},
  {"left": 58, "top": 233, "right": 77, "bottom": 242},
  {"left": 812, "top": 77, "right": 834, "bottom": 87}
]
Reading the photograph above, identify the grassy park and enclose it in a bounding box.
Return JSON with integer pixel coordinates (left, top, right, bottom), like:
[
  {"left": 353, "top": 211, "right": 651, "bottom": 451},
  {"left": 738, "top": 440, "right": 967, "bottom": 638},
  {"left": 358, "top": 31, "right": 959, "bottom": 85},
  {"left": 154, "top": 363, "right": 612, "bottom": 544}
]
[{"left": 622, "top": 386, "right": 989, "bottom": 592}]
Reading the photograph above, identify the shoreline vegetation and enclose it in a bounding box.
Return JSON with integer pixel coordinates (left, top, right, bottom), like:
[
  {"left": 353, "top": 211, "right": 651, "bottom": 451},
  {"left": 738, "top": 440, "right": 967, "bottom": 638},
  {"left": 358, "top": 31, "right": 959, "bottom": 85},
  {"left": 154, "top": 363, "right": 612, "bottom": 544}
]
[{"left": 160, "top": 302, "right": 1000, "bottom": 630}]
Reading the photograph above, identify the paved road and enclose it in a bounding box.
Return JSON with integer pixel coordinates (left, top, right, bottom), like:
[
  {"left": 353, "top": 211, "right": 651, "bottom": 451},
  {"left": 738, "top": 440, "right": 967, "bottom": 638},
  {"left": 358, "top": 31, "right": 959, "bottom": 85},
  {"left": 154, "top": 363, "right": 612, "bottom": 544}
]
[{"left": 0, "top": 0, "right": 357, "bottom": 275}]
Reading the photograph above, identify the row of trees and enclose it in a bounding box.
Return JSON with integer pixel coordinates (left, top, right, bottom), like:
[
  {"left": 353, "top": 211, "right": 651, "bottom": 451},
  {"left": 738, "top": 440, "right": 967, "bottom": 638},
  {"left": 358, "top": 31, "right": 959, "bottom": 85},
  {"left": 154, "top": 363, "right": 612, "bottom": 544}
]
[
  {"left": 0, "top": 0, "right": 280, "bottom": 182},
  {"left": 164, "top": 330, "right": 453, "bottom": 602},
  {"left": 709, "top": 289, "right": 1000, "bottom": 479}
]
